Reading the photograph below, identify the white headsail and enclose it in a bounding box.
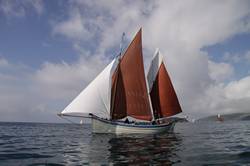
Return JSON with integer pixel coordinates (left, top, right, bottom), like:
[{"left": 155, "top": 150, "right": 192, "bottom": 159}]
[
  {"left": 147, "top": 49, "right": 163, "bottom": 91},
  {"left": 61, "top": 58, "right": 118, "bottom": 119}
]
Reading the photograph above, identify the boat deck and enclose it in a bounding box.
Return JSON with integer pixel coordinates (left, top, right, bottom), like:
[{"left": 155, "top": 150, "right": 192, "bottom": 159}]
[{"left": 91, "top": 115, "right": 175, "bottom": 128}]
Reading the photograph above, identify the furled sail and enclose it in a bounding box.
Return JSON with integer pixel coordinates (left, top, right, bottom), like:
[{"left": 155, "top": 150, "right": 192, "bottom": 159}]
[
  {"left": 61, "top": 59, "right": 118, "bottom": 119},
  {"left": 111, "top": 29, "right": 152, "bottom": 121},
  {"left": 147, "top": 50, "right": 182, "bottom": 119}
]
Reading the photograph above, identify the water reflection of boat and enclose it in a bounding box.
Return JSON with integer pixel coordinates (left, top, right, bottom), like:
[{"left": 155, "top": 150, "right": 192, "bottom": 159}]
[{"left": 88, "top": 133, "right": 182, "bottom": 164}]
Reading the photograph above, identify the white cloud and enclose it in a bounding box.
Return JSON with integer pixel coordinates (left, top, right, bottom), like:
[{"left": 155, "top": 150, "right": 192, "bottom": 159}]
[
  {"left": 224, "top": 76, "right": 250, "bottom": 99},
  {"left": 204, "top": 76, "right": 250, "bottom": 115},
  {"left": 0, "top": 58, "right": 40, "bottom": 122},
  {"left": 223, "top": 52, "right": 242, "bottom": 63},
  {"left": 0, "top": 0, "right": 25, "bottom": 18},
  {"left": 0, "top": 0, "right": 44, "bottom": 18},
  {"left": 29, "top": 0, "right": 44, "bottom": 15},
  {"left": 223, "top": 50, "right": 250, "bottom": 64},
  {"left": 0, "top": 57, "right": 9, "bottom": 67},
  {"left": 33, "top": 55, "right": 107, "bottom": 100},
  {"left": 245, "top": 50, "right": 250, "bottom": 63},
  {"left": 208, "top": 60, "right": 234, "bottom": 82},
  {"left": 52, "top": 8, "right": 93, "bottom": 41},
  {"left": 0, "top": 55, "right": 109, "bottom": 122},
  {"left": 52, "top": 1, "right": 156, "bottom": 54}
]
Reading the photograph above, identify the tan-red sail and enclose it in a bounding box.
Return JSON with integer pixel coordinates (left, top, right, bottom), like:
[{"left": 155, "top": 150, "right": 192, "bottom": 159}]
[
  {"left": 150, "top": 61, "right": 182, "bottom": 119},
  {"left": 110, "top": 62, "right": 127, "bottom": 119},
  {"left": 111, "top": 29, "right": 152, "bottom": 121}
]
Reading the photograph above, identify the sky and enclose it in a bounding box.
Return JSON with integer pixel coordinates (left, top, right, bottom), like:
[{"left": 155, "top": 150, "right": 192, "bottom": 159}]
[{"left": 0, "top": 0, "right": 250, "bottom": 123}]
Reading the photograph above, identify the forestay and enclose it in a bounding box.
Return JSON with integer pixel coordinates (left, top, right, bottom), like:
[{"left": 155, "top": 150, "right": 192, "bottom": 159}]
[{"left": 61, "top": 59, "right": 118, "bottom": 119}]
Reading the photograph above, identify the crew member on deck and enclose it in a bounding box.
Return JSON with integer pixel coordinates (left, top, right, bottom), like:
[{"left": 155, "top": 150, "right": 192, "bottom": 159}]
[{"left": 125, "top": 118, "right": 129, "bottom": 124}]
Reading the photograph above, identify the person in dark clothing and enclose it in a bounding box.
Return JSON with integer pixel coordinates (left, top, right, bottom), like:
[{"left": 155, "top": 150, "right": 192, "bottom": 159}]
[{"left": 124, "top": 118, "right": 129, "bottom": 124}]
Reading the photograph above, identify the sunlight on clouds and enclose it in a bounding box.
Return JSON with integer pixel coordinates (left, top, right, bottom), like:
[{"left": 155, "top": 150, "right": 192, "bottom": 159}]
[
  {"left": 225, "top": 76, "right": 250, "bottom": 100},
  {"left": 208, "top": 61, "right": 234, "bottom": 83},
  {"left": 33, "top": 55, "right": 106, "bottom": 100},
  {"left": 0, "top": 56, "right": 107, "bottom": 122}
]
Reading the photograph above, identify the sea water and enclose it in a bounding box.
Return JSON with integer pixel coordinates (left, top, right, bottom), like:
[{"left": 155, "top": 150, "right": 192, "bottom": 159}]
[{"left": 0, "top": 121, "right": 249, "bottom": 165}]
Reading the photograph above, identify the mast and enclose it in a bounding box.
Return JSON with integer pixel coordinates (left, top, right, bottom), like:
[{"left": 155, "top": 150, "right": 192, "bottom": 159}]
[
  {"left": 111, "top": 29, "right": 152, "bottom": 121},
  {"left": 110, "top": 33, "right": 127, "bottom": 119},
  {"left": 147, "top": 50, "right": 182, "bottom": 119},
  {"left": 146, "top": 71, "right": 155, "bottom": 121}
]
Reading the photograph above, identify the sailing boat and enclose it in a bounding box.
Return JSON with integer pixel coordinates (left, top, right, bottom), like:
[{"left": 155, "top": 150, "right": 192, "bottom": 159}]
[
  {"left": 217, "top": 114, "right": 224, "bottom": 122},
  {"left": 58, "top": 29, "right": 182, "bottom": 134}
]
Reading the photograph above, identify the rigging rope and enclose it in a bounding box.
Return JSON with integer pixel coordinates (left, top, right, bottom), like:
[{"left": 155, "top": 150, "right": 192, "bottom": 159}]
[{"left": 58, "top": 115, "right": 79, "bottom": 124}]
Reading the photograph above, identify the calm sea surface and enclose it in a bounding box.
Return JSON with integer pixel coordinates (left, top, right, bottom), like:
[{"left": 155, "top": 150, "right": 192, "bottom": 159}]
[{"left": 0, "top": 121, "right": 250, "bottom": 165}]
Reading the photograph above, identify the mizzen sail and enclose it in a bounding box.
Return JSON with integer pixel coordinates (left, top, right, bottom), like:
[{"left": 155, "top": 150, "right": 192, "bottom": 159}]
[
  {"left": 111, "top": 29, "right": 152, "bottom": 121},
  {"left": 61, "top": 59, "right": 117, "bottom": 119},
  {"left": 147, "top": 50, "right": 182, "bottom": 119}
]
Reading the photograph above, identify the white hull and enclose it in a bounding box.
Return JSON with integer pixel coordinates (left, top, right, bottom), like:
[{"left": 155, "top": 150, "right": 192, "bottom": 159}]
[{"left": 92, "top": 116, "right": 175, "bottom": 134}]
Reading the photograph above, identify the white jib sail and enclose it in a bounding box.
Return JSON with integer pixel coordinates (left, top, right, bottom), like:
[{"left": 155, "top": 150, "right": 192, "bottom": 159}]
[
  {"left": 147, "top": 49, "right": 163, "bottom": 91},
  {"left": 61, "top": 58, "right": 118, "bottom": 119}
]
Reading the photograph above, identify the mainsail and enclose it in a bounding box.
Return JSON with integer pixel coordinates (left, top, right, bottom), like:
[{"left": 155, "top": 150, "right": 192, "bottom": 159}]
[
  {"left": 111, "top": 29, "right": 153, "bottom": 121},
  {"left": 147, "top": 50, "right": 182, "bottom": 119},
  {"left": 61, "top": 59, "right": 118, "bottom": 119}
]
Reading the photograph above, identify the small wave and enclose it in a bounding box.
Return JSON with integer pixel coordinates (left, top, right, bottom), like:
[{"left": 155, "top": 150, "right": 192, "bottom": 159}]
[
  {"left": 0, "top": 135, "right": 15, "bottom": 140},
  {"left": 28, "top": 163, "right": 65, "bottom": 166},
  {"left": 15, "top": 147, "right": 41, "bottom": 151},
  {"left": 0, "top": 153, "right": 54, "bottom": 160}
]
